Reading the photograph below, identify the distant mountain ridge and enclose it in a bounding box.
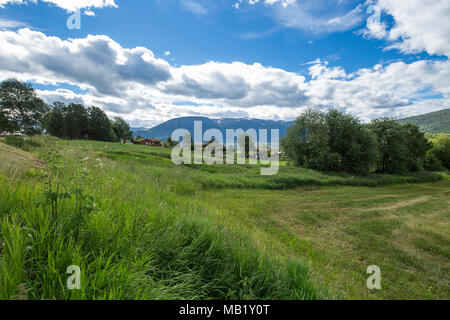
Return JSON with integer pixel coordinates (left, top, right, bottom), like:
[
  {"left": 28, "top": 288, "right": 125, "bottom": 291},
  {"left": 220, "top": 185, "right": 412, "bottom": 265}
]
[
  {"left": 131, "top": 117, "right": 295, "bottom": 141},
  {"left": 131, "top": 109, "right": 449, "bottom": 141},
  {"left": 398, "top": 108, "right": 450, "bottom": 134}
]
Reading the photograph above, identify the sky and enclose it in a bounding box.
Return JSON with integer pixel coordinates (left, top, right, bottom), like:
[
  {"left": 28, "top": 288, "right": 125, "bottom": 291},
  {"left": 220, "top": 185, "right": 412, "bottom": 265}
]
[{"left": 0, "top": 0, "right": 449, "bottom": 128}]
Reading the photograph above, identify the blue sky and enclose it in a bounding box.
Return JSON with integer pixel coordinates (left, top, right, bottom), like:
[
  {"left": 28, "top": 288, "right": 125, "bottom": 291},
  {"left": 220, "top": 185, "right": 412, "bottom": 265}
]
[{"left": 0, "top": 0, "right": 448, "bottom": 127}]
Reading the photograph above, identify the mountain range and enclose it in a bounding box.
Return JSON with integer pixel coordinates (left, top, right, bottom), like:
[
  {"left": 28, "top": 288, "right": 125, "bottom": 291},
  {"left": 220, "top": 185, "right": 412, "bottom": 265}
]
[
  {"left": 132, "top": 109, "right": 450, "bottom": 140},
  {"left": 131, "top": 117, "right": 295, "bottom": 141}
]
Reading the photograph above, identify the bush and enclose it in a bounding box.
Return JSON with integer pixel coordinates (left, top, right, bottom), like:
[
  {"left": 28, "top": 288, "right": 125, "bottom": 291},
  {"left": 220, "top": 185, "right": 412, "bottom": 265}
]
[
  {"left": 424, "top": 150, "right": 443, "bottom": 171},
  {"left": 282, "top": 111, "right": 432, "bottom": 175},
  {"left": 282, "top": 109, "right": 378, "bottom": 175},
  {"left": 282, "top": 109, "right": 331, "bottom": 171},
  {"left": 368, "top": 119, "right": 430, "bottom": 174},
  {"left": 430, "top": 134, "right": 450, "bottom": 169},
  {"left": 326, "top": 110, "right": 378, "bottom": 175}
]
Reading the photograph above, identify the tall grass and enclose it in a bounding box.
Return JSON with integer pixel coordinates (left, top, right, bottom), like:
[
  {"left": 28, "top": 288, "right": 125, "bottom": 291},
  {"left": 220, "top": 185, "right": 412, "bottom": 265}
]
[{"left": 0, "top": 137, "right": 328, "bottom": 300}]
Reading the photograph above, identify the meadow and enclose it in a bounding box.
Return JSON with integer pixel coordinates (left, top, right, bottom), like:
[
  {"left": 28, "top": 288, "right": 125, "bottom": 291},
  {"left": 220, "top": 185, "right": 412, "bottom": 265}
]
[{"left": 0, "top": 136, "right": 448, "bottom": 300}]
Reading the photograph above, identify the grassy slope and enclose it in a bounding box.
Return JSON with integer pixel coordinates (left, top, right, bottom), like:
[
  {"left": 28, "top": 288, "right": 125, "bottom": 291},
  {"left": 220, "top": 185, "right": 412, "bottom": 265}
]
[
  {"left": 1, "top": 137, "right": 448, "bottom": 299},
  {"left": 398, "top": 108, "right": 450, "bottom": 134},
  {"left": 0, "top": 137, "right": 327, "bottom": 300},
  {"left": 0, "top": 143, "right": 45, "bottom": 174}
]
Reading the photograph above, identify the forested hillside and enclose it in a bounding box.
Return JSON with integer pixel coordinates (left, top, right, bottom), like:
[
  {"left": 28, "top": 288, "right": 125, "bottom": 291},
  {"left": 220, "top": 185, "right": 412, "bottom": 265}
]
[{"left": 398, "top": 109, "right": 450, "bottom": 133}]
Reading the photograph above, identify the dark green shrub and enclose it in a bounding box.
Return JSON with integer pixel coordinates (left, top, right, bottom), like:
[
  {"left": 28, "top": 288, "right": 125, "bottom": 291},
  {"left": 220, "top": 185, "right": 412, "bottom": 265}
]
[
  {"left": 369, "top": 120, "right": 430, "bottom": 174},
  {"left": 282, "top": 109, "right": 378, "bottom": 175},
  {"left": 430, "top": 134, "right": 450, "bottom": 169},
  {"left": 424, "top": 151, "right": 444, "bottom": 171}
]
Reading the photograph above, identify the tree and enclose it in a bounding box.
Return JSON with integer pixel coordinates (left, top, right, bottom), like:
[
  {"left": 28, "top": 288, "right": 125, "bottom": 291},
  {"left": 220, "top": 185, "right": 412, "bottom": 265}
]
[
  {"left": 0, "top": 105, "right": 8, "bottom": 131},
  {"left": 0, "top": 79, "right": 48, "bottom": 135},
  {"left": 350, "top": 126, "right": 379, "bottom": 175},
  {"left": 429, "top": 134, "right": 450, "bottom": 169},
  {"left": 282, "top": 108, "right": 378, "bottom": 174},
  {"left": 325, "top": 109, "right": 378, "bottom": 175},
  {"left": 282, "top": 109, "right": 335, "bottom": 171},
  {"left": 111, "top": 117, "right": 132, "bottom": 141},
  {"left": 44, "top": 101, "right": 66, "bottom": 138},
  {"left": 65, "top": 103, "right": 89, "bottom": 139},
  {"left": 44, "top": 102, "right": 89, "bottom": 139},
  {"left": 368, "top": 119, "right": 430, "bottom": 174},
  {"left": 424, "top": 150, "right": 443, "bottom": 171},
  {"left": 87, "top": 106, "right": 116, "bottom": 142},
  {"left": 402, "top": 123, "right": 431, "bottom": 172},
  {"left": 369, "top": 119, "right": 409, "bottom": 174},
  {"left": 44, "top": 102, "right": 132, "bottom": 143}
]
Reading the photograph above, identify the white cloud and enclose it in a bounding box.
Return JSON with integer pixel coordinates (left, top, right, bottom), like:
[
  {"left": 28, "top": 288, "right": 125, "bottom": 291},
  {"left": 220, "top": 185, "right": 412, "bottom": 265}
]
[
  {"left": 0, "top": 0, "right": 117, "bottom": 12},
  {"left": 0, "top": 17, "right": 28, "bottom": 29},
  {"left": 305, "top": 59, "right": 450, "bottom": 120},
  {"left": 238, "top": 0, "right": 365, "bottom": 34},
  {"left": 0, "top": 28, "right": 448, "bottom": 127},
  {"left": 0, "top": 0, "right": 24, "bottom": 7},
  {"left": 84, "top": 9, "right": 95, "bottom": 16},
  {"left": 163, "top": 61, "right": 309, "bottom": 108},
  {"left": 361, "top": 0, "right": 450, "bottom": 57},
  {"left": 181, "top": 0, "right": 208, "bottom": 16},
  {"left": 0, "top": 28, "right": 171, "bottom": 96},
  {"left": 247, "top": 0, "right": 296, "bottom": 6}
]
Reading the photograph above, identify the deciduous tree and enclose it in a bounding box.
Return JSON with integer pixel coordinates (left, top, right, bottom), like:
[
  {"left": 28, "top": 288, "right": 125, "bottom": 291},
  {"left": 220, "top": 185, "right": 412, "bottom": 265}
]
[
  {"left": 0, "top": 79, "right": 48, "bottom": 135},
  {"left": 111, "top": 117, "right": 132, "bottom": 141},
  {"left": 87, "top": 106, "right": 116, "bottom": 142}
]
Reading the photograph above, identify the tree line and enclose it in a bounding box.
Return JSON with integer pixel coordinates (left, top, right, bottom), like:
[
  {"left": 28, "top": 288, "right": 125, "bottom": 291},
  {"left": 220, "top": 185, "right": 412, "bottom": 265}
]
[
  {"left": 282, "top": 109, "right": 450, "bottom": 175},
  {"left": 44, "top": 102, "right": 132, "bottom": 141},
  {"left": 2, "top": 79, "right": 448, "bottom": 175},
  {"left": 0, "top": 79, "right": 132, "bottom": 142}
]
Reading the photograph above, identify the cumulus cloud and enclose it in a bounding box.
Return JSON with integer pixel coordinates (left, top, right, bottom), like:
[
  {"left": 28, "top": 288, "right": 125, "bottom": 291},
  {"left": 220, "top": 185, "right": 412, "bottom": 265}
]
[
  {"left": 0, "top": 28, "right": 171, "bottom": 96},
  {"left": 361, "top": 0, "right": 450, "bottom": 57},
  {"left": 0, "top": 28, "right": 448, "bottom": 127},
  {"left": 305, "top": 59, "right": 450, "bottom": 120},
  {"left": 163, "top": 62, "right": 309, "bottom": 108},
  {"left": 0, "top": 0, "right": 117, "bottom": 12}
]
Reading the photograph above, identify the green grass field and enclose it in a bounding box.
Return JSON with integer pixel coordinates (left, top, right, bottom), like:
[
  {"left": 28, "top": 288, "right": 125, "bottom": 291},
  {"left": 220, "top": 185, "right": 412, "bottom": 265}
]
[{"left": 0, "top": 137, "right": 448, "bottom": 300}]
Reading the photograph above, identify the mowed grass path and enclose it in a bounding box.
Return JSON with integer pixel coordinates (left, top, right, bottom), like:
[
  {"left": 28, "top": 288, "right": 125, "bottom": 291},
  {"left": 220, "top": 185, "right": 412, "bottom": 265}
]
[{"left": 205, "top": 181, "right": 450, "bottom": 299}]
